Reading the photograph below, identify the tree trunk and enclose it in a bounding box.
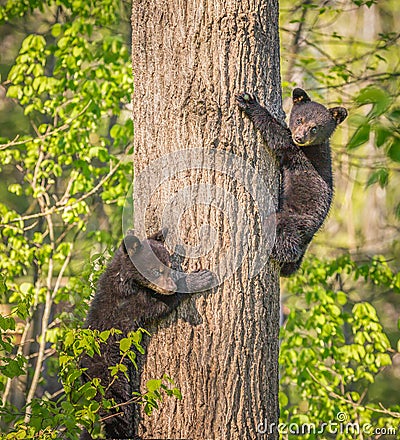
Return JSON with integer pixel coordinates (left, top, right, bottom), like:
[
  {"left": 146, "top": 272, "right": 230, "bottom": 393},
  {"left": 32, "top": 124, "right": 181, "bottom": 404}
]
[{"left": 131, "top": 1, "right": 283, "bottom": 439}]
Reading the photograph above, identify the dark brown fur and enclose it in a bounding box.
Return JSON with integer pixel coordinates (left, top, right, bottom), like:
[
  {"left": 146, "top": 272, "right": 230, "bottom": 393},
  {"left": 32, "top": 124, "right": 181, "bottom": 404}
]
[
  {"left": 236, "top": 88, "right": 347, "bottom": 276},
  {"left": 80, "top": 229, "right": 214, "bottom": 439}
]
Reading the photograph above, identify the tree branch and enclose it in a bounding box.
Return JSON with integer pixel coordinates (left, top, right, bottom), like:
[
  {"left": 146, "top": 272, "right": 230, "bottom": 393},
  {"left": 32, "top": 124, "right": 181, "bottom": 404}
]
[{"left": 0, "top": 157, "right": 125, "bottom": 226}]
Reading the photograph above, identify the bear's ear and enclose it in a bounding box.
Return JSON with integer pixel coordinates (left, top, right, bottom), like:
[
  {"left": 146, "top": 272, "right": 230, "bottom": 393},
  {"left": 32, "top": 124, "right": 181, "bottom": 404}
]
[
  {"left": 292, "top": 88, "right": 311, "bottom": 105},
  {"left": 329, "top": 106, "right": 348, "bottom": 125},
  {"left": 148, "top": 227, "right": 168, "bottom": 243},
  {"left": 122, "top": 232, "right": 142, "bottom": 255}
]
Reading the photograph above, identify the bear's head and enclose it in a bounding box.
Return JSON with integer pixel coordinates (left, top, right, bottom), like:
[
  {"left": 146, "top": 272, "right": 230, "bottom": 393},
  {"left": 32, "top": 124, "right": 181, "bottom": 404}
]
[
  {"left": 120, "top": 229, "right": 177, "bottom": 295},
  {"left": 289, "top": 88, "right": 347, "bottom": 147}
]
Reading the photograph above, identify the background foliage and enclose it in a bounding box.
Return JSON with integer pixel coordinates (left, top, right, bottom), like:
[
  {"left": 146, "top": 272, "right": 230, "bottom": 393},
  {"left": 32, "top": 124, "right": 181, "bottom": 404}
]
[{"left": 0, "top": 0, "right": 398, "bottom": 439}]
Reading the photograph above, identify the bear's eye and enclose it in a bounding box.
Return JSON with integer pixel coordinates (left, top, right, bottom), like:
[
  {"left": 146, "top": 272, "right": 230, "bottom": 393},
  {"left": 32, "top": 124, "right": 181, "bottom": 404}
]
[
  {"left": 296, "top": 118, "right": 302, "bottom": 125},
  {"left": 310, "top": 126, "right": 317, "bottom": 134}
]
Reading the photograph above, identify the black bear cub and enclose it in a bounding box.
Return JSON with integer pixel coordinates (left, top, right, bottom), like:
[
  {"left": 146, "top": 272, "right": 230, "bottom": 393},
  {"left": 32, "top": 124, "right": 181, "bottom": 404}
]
[
  {"left": 236, "top": 88, "right": 347, "bottom": 276},
  {"left": 80, "top": 229, "right": 214, "bottom": 440}
]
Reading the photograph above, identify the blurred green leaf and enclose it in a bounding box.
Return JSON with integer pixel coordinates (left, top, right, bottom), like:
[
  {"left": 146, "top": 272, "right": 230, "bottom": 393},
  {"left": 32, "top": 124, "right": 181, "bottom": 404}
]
[
  {"left": 387, "top": 139, "right": 400, "bottom": 162},
  {"left": 366, "top": 168, "right": 389, "bottom": 188},
  {"left": 373, "top": 125, "right": 391, "bottom": 148},
  {"left": 347, "top": 123, "right": 370, "bottom": 149},
  {"left": 355, "top": 86, "right": 391, "bottom": 117}
]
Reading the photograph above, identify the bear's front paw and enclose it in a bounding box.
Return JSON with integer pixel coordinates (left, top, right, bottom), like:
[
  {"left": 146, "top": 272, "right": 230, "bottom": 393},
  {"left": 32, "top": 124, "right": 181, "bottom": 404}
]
[
  {"left": 235, "top": 92, "right": 258, "bottom": 111},
  {"left": 186, "top": 269, "right": 216, "bottom": 293}
]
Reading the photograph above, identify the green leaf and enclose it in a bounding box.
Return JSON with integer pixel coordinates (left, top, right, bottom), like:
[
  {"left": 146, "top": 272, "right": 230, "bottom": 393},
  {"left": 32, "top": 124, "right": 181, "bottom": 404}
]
[
  {"left": 109, "top": 124, "right": 121, "bottom": 139},
  {"left": 21, "top": 34, "right": 46, "bottom": 53},
  {"left": 146, "top": 379, "right": 162, "bottom": 392},
  {"left": 51, "top": 23, "right": 62, "bottom": 37},
  {"left": 376, "top": 353, "right": 392, "bottom": 367},
  {"left": 395, "top": 203, "right": 400, "bottom": 219},
  {"left": 347, "top": 123, "right": 370, "bottom": 149},
  {"left": 387, "top": 139, "right": 400, "bottom": 162},
  {"left": 119, "top": 337, "right": 132, "bottom": 353},
  {"left": 389, "top": 108, "right": 400, "bottom": 121},
  {"left": 8, "top": 183, "right": 22, "bottom": 196},
  {"left": 374, "top": 125, "right": 391, "bottom": 148},
  {"left": 67, "top": 370, "right": 82, "bottom": 384},
  {"left": 0, "top": 315, "right": 16, "bottom": 331},
  {"left": 172, "top": 387, "right": 182, "bottom": 400},
  {"left": 355, "top": 86, "right": 391, "bottom": 117},
  {"left": 2, "top": 358, "right": 25, "bottom": 378},
  {"left": 84, "top": 386, "right": 97, "bottom": 400},
  {"left": 99, "top": 330, "right": 110, "bottom": 342},
  {"left": 336, "top": 291, "right": 347, "bottom": 305},
  {"left": 20, "top": 282, "right": 33, "bottom": 295},
  {"left": 6, "top": 85, "right": 22, "bottom": 99},
  {"left": 366, "top": 169, "right": 388, "bottom": 188},
  {"left": 279, "top": 391, "right": 289, "bottom": 407}
]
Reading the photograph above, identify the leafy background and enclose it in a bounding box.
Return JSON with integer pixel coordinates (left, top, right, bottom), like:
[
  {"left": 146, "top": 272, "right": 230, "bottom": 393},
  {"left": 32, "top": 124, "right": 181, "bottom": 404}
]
[{"left": 0, "top": 0, "right": 399, "bottom": 438}]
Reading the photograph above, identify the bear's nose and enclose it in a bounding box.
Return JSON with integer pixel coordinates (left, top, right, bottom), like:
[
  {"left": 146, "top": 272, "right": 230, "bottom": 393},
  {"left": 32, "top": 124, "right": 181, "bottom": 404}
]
[{"left": 294, "top": 134, "right": 303, "bottom": 144}]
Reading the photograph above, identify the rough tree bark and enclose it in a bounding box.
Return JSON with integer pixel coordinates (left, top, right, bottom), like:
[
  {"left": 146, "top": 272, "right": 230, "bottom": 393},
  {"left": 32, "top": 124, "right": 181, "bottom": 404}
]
[{"left": 131, "top": 1, "right": 283, "bottom": 439}]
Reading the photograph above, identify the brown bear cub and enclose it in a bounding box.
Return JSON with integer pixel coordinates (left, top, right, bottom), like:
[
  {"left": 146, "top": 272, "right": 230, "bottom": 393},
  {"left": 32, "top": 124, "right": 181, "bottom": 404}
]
[
  {"left": 80, "top": 229, "right": 214, "bottom": 440},
  {"left": 236, "top": 88, "right": 347, "bottom": 276}
]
